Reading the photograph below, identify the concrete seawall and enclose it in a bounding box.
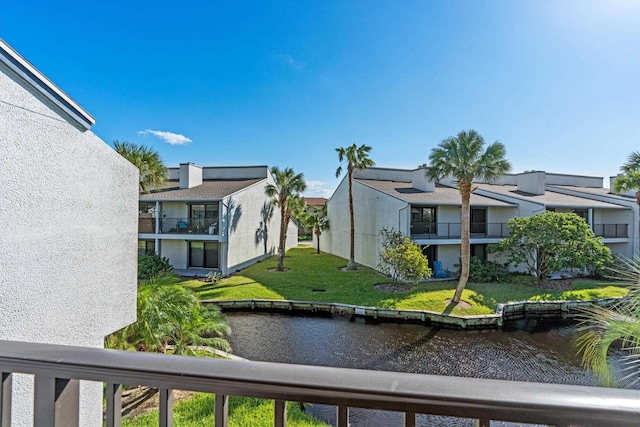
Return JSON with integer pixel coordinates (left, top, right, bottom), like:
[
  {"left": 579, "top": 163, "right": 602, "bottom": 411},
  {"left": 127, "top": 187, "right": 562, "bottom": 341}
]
[{"left": 203, "top": 297, "right": 621, "bottom": 330}]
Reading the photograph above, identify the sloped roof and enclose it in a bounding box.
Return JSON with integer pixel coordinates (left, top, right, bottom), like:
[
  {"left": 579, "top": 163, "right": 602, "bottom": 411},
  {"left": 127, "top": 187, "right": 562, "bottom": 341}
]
[
  {"left": 474, "top": 183, "right": 627, "bottom": 209},
  {"left": 550, "top": 185, "right": 636, "bottom": 203},
  {"left": 304, "top": 197, "right": 327, "bottom": 206},
  {"left": 357, "top": 179, "right": 515, "bottom": 207},
  {"left": 139, "top": 179, "right": 263, "bottom": 201}
]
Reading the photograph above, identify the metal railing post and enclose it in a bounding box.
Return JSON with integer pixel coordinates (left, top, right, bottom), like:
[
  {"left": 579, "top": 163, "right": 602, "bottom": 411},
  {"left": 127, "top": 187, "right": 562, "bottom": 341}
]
[
  {"left": 403, "top": 411, "right": 416, "bottom": 427},
  {"left": 215, "top": 393, "right": 228, "bottom": 427},
  {"left": 105, "top": 383, "right": 122, "bottom": 427},
  {"left": 159, "top": 388, "right": 173, "bottom": 427},
  {"left": 337, "top": 406, "right": 349, "bottom": 427},
  {"left": 1, "top": 373, "right": 11, "bottom": 427},
  {"left": 274, "top": 399, "right": 286, "bottom": 427},
  {"left": 34, "top": 376, "right": 79, "bottom": 427}
]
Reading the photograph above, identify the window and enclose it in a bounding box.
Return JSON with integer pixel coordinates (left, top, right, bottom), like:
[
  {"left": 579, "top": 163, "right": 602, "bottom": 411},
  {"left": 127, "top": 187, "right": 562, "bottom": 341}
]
[
  {"left": 138, "top": 240, "right": 155, "bottom": 255},
  {"left": 190, "top": 203, "right": 219, "bottom": 231},
  {"left": 189, "top": 242, "right": 219, "bottom": 268},
  {"left": 470, "top": 208, "right": 487, "bottom": 234},
  {"left": 471, "top": 244, "right": 487, "bottom": 262},
  {"left": 411, "top": 207, "right": 436, "bottom": 234}
]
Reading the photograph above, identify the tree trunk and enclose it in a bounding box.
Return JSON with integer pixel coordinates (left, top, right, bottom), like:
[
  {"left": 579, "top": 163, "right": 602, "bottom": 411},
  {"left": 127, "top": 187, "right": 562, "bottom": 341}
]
[
  {"left": 277, "top": 197, "right": 287, "bottom": 271},
  {"left": 315, "top": 227, "right": 321, "bottom": 254},
  {"left": 347, "top": 165, "right": 356, "bottom": 270},
  {"left": 454, "top": 182, "right": 471, "bottom": 303}
]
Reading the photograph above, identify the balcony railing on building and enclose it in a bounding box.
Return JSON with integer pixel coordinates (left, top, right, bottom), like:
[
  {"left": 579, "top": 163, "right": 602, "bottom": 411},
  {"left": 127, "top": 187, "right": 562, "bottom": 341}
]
[
  {"left": 411, "top": 222, "right": 509, "bottom": 239},
  {"left": 138, "top": 217, "right": 219, "bottom": 235},
  {"left": 593, "top": 223, "right": 628, "bottom": 238},
  {"left": 1, "top": 340, "right": 639, "bottom": 427}
]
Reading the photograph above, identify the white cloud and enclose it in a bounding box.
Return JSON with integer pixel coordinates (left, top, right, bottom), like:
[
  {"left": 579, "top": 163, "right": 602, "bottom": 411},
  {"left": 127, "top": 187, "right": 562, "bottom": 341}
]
[
  {"left": 304, "top": 180, "right": 335, "bottom": 198},
  {"left": 138, "top": 129, "right": 192, "bottom": 145}
]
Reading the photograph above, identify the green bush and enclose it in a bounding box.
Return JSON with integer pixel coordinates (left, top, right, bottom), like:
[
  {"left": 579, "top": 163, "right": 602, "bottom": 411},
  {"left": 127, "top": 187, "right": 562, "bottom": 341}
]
[
  {"left": 455, "top": 257, "right": 507, "bottom": 283},
  {"left": 138, "top": 253, "right": 173, "bottom": 280}
]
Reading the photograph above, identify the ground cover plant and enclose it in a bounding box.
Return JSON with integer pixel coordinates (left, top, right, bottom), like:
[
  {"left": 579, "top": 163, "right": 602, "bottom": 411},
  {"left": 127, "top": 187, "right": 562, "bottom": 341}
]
[
  {"left": 122, "top": 394, "right": 328, "bottom": 427},
  {"left": 183, "top": 247, "right": 627, "bottom": 316}
]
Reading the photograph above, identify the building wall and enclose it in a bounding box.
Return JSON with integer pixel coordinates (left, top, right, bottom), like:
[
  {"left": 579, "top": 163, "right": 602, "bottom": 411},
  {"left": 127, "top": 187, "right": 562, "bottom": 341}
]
[
  {"left": 161, "top": 239, "right": 189, "bottom": 269},
  {"left": 324, "top": 179, "right": 407, "bottom": 269},
  {"left": 0, "top": 64, "right": 138, "bottom": 426},
  {"left": 224, "top": 178, "right": 282, "bottom": 274}
]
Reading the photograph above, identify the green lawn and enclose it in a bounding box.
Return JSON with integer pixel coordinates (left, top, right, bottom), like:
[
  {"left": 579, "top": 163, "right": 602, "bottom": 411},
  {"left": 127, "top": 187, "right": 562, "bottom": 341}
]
[
  {"left": 122, "top": 394, "right": 327, "bottom": 427},
  {"left": 183, "top": 246, "right": 627, "bottom": 316}
]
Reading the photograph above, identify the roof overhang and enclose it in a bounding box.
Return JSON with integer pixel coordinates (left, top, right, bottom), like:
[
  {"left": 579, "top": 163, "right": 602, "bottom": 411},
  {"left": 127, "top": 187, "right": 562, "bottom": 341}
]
[{"left": 0, "top": 38, "right": 95, "bottom": 130}]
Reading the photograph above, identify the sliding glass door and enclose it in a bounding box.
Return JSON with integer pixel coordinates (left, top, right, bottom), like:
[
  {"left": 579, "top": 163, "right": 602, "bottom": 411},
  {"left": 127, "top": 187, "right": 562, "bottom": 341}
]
[{"left": 188, "top": 242, "right": 219, "bottom": 268}]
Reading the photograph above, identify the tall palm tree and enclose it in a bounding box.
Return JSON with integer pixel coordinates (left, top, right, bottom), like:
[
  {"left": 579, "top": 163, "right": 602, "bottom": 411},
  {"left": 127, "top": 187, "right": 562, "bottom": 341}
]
[
  {"left": 302, "top": 202, "right": 329, "bottom": 254},
  {"left": 336, "top": 144, "right": 374, "bottom": 270},
  {"left": 265, "top": 167, "right": 307, "bottom": 271},
  {"left": 577, "top": 257, "right": 640, "bottom": 387},
  {"left": 114, "top": 140, "right": 167, "bottom": 193},
  {"left": 426, "top": 130, "right": 511, "bottom": 304},
  {"left": 613, "top": 151, "right": 640, "bottom": 206}
]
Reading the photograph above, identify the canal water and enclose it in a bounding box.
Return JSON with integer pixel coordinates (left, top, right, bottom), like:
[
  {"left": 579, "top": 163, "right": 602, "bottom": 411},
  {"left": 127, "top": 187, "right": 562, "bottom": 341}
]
[{"left": 225, "top": 312, "right": 635, "bottom": 427}]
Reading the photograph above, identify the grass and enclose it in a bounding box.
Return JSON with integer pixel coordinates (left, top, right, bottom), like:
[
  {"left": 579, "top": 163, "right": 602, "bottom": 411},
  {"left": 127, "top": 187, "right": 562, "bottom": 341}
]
[
  {"left": 122, "top": 394, "right": 328, "bottom": 427},
  {"left": 183, "top": 246, "right": 627, "bottom": 316}
]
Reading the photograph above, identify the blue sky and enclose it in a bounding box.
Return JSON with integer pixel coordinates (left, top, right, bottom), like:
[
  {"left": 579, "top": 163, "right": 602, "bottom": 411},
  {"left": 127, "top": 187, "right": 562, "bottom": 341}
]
[{"left": 3, "top": 1, "right": 640, "bottom": 197}]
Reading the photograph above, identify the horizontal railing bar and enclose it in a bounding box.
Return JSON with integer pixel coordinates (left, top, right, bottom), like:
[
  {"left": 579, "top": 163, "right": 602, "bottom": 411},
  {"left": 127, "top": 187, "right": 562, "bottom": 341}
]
[{"left": 1, "top": 340, "right": 638, "bottom": 426}]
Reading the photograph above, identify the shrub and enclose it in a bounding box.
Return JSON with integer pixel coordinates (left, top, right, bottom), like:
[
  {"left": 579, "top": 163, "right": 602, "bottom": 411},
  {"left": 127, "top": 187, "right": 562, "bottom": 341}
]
[
  {"left": 378, "top": 227, "right": 432, "bottom": 283},
  {"left": 206, "top": 271, "right": 223, "bottom": 283},
  {"left": 138, "top": 253, "right": 173, "bottom": 280},
  {"left": 455, "top": 257, "right": 507, "bottom": 283}
]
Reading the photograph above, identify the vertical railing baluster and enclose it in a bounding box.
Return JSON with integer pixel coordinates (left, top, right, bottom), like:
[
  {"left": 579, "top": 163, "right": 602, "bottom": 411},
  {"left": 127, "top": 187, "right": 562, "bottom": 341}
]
[
  {"left": 1, "top": 373, "right": 12, "bottom": 427},
  {"left": 336, "top": 406, "right": 349, "bottom": 427},
  {"left": 34, "top": 376, "right": 79, "bottom": 427},
  {"left": 159, "top": 388, "right": 173, "bottom": 427},
  {"left": 274, "top": 399, "right": 286, "bottom": 427},
  {"left": 403, "top": 411, "right": 416, "bottom": 427},
  {"left": 214, "top": 393, "right": 228, "bottom": 427},
  {"left": 105, "top": 383, "right": 122, "bottom": 427}
]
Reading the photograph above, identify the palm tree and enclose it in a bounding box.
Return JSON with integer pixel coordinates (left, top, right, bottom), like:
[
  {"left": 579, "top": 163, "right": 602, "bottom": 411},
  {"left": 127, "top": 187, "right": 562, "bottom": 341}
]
[
  {"left": 114, "top": 140, "right": 167, "bottom": 193},
  {"left": 265, "top": 167, "right": 307, "bottom": 271},
  {"left": 613, "top": 151, "right": 640, "bottom": 206},
  {"left": 105, "top": 272, "right": 230, "bottom": 354},
  {"left": 577, "top": 257, "right": 640, "bottom": 387},
  {"left": 336, "top": 144, "right": 374, "bottom": 270},
  {"left": 613, "top": 152, "right": 640, "bottom": 247},
  {"left": 426, "top": 130, "right": 511, "bottom": 304},
  {"left": 302, "top": 202, "right": 329, "bottom": 254}
]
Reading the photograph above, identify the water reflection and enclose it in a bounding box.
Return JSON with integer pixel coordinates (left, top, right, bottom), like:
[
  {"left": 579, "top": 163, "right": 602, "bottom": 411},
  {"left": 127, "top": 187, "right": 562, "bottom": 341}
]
[{"left": 225, "top": 312, "right": 634, "bottom": 426}]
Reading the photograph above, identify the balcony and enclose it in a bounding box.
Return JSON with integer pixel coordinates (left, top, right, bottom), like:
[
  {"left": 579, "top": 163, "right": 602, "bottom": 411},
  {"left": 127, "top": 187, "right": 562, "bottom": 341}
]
[
  {"left": 1, "top": 340, "right": 638, "bottom": 427},
  {"left": 411, "top": 222, "right": 509, "bottom": 239},
  {"left": 138, "top": 217, "right": 219, "bottom": 235},
  {"left": 593, "top": 223, "right": 628, "bottom": 239}
]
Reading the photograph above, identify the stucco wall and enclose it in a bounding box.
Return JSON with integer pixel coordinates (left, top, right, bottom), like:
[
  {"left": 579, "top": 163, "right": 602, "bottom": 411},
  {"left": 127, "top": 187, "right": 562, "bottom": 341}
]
[
  {"left": 225, "top": 178, "right": 282, "bottom": 274},
  {"left": 324, "top": 179, "right": 407, "bottom": 269},
  {"left": 160, "top": 239, "right": 189, "bottom": 269},
  {"left": 0, "top": 64, "right": 138, "bottom": 426}
]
